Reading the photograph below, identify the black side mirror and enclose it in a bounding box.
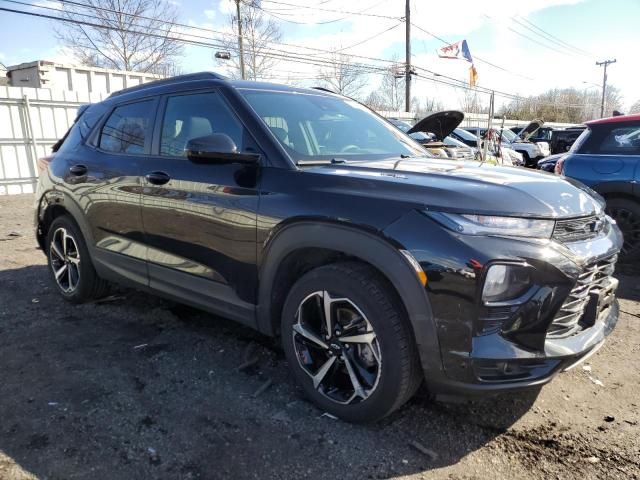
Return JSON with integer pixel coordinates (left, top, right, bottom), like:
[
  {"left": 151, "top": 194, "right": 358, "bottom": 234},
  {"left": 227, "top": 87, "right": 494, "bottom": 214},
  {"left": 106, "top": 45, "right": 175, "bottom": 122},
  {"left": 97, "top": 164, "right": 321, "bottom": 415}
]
[{"left": 186, "top": 133, "right": 260, "bottom": 165}]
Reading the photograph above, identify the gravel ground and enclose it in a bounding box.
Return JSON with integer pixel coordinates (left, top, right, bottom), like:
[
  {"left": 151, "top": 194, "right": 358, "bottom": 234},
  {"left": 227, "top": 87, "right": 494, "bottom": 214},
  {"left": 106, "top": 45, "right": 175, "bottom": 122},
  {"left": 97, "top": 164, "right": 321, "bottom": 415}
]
[{"left": 1, "top": 193, "right": 639, "bottom": 480}]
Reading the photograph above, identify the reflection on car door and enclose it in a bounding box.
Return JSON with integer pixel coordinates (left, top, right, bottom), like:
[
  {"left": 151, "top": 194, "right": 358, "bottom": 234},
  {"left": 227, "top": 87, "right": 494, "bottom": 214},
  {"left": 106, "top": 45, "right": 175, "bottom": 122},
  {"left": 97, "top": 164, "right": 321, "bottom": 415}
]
[
  {"left": 81, "top": 99, "right": 157, "bottom": 286},
  {"left": 140, "top": 89, "right": 260, "bottom": 326}
]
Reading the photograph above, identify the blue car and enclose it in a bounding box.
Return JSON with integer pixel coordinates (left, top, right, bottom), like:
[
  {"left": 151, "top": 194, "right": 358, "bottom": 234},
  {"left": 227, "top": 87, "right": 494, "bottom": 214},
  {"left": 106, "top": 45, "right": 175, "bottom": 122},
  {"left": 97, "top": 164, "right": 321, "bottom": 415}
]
[{"left": 556, "top": 114, "right": 640, "bottom": 261}]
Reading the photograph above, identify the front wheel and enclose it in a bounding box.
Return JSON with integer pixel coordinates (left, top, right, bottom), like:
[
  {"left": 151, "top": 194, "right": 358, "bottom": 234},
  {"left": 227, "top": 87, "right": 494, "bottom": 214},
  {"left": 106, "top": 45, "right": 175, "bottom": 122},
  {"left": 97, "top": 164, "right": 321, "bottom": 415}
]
[{"left": 281, "top": 262, "right": 422, "bottom": 422}]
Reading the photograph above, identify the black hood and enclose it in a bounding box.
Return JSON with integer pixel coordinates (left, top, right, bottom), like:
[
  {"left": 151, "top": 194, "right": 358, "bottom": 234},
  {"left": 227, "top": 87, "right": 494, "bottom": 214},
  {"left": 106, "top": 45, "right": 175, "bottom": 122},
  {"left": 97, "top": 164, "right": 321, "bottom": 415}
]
[
  {"left": 517, "top": 119, "right": 544, "bottom": 141},
  {"left": 408, "top": 111, "right": 464, "bottom": 141},
  {"left": 312, "top": 158, "right": 603, "bottom": 219}
]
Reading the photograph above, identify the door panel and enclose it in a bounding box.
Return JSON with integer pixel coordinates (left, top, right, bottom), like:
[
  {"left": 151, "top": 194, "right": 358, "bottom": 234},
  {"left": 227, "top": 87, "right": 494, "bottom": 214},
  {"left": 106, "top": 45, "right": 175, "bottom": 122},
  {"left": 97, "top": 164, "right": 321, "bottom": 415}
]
[
  {"left": 141, "top": 90, "right": 259, "bottom": 317},
  {"left": 65, "top": 99, "right": 156, "bottom": 286}
]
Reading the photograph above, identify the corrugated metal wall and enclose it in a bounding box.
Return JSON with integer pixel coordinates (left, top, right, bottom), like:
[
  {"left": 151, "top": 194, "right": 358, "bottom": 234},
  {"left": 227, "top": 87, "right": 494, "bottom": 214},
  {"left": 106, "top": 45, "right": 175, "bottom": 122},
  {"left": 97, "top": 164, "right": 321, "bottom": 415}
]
[{"left": 0, "top": 86, "right": 107, "bottom": 195}]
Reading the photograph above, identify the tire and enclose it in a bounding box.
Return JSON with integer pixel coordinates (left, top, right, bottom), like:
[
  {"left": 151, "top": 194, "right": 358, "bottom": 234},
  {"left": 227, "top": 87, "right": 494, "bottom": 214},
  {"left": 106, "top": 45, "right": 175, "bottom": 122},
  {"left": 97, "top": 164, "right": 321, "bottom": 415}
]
[
  {"left": 606, "top": 198, "right": 640, "bottom": 263},
  {"left": 520, "top": 151, "right": 532, "bottom": 167},
  {"left": 46, "top": 215, "right": 109, "bottom": 303},
  {"left": 281, "top": 262, "right": 422, "bottom": 422}
]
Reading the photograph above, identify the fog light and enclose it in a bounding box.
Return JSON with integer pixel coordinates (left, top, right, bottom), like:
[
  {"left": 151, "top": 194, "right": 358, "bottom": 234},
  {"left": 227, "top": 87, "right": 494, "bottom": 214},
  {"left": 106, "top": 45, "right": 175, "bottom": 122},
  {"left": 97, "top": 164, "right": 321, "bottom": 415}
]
[{"left": 482, "top": 264, "right": 531, "bottom": 303}]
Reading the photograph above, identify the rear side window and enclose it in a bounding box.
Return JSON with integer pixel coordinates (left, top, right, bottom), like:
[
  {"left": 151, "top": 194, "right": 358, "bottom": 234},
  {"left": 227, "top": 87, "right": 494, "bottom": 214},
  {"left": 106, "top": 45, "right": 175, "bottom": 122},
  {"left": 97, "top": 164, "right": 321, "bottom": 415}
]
[
  {"left": 579, "top": 122, "right": 640, "bottom": 155},
  {"left": 160, "top": 92, "right": 245, "bottom": 157},
  {"left": 54, "top": 104, "right": 107, "bottom": 153},
  {"left": 99, "top": 101, "right": 154, "bottom": 154}
]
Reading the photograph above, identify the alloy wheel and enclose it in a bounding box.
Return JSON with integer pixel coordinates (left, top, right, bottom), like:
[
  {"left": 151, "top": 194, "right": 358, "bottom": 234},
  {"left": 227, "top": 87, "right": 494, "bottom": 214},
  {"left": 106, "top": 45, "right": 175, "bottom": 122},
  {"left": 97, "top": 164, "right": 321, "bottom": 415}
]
[
  {"left": 49, "top": 227, "right": 81, "bottom": 293},
  {"left": 292, "top": 291, "right": 382, "bottom": 405},
  {"left": 608, "top": 206, "right": 640, "bottom": 258}
]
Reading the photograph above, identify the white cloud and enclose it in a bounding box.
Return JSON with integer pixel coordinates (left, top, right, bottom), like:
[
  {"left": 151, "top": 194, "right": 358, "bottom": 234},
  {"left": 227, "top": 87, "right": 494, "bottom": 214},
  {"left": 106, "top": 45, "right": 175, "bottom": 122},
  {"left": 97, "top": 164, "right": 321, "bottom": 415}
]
[{"left": 204, "top": 9, "right": 216, "bottom": 20}]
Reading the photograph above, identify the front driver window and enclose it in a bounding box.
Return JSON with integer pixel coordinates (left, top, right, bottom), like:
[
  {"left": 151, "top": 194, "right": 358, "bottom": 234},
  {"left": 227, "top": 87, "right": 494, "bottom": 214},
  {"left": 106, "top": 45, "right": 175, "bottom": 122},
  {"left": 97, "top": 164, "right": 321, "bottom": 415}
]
[{"left": 160, "top": 92, "right": 244, "bottom": 157}]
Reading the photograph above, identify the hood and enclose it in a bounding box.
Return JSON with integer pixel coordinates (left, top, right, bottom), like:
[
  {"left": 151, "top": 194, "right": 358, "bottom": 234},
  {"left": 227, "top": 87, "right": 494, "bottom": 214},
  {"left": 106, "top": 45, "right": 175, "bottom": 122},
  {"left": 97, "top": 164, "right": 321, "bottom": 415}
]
[
  {"left": 408, "top": 111, "right": 464, "bottom": 141},
  {"left": 517, "top": 119, "right": 544, "bottom": 141},
  {"left": 312, "top": 157, "right": 603, "bottom": 218}
]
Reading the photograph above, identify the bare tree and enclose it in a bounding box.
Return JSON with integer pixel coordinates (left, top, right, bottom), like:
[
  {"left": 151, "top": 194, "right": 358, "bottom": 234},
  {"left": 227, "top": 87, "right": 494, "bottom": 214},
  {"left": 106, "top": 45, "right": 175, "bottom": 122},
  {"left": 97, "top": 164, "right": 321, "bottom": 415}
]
[
  {"left": 319, "top": 51, "right": 367, "bottom": 98},
  {"left": 56, "top": 0, "right": 183, "bottom": 74},
  {"left": 362, "top": 90, "right": 386, "bottom": 111},
  {"left": 499, "top": 87, "right": 623, "bottom": 123},
  {"left": 217, "top": 1, "right": 282, "bottom": 81},
  {"left": 459, "top": 90, "right": 484, "bottom": 114},
  {"left": 416, "top": 97, "right": 443, "bottom": 116},
  {"left": 630, "top": 99, "right": 640, "bottom": 114},
  {"left": 378, "top": 58, "right": 405, "bottom": 111}
]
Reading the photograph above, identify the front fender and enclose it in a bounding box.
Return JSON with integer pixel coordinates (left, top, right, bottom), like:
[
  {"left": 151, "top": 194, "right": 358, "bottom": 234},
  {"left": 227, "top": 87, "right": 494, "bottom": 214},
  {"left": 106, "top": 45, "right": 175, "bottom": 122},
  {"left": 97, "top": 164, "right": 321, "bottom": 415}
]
[{"left": 256, "top": 220, "right": 443, "bottom": 381}]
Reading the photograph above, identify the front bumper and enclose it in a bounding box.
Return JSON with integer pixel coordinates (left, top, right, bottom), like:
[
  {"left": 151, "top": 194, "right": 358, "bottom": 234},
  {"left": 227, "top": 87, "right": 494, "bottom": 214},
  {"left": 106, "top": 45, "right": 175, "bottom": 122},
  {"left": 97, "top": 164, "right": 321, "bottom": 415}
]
[
  {"left": 386, "top": 211, "right": 623, "bottom": 397},
  {"left": 429, "top": 300, "right": 618, "bottom": 396}
]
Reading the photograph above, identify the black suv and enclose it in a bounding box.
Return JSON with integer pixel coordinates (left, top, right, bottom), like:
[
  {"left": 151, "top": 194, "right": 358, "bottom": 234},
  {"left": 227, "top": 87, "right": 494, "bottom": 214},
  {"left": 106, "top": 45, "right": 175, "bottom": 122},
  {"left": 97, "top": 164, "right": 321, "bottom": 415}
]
[{"left": 35, "top": 73, "right": 622, "bottom": 422}]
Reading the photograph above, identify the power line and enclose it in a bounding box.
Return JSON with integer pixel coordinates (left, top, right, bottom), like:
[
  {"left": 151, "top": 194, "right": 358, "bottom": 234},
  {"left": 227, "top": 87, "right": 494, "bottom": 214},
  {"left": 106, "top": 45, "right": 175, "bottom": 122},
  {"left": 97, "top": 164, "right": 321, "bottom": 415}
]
[
  {"left": 515, "top": 16, "right": 595, "bottom": 58},
  {"left": 253, "top": 0, "right": 389, "bottom": 25},
  {"left": 2, "top": 1, "right": 548, "bottom": 104},
  {"left": 259, "top": 0, "right": 400, "bottom": 20},
  {"left": 509, "top": 16, "right": 591, "bottom": 58},
  {"left": 410, "top": 22, "right": 536, "bottom": 81}
]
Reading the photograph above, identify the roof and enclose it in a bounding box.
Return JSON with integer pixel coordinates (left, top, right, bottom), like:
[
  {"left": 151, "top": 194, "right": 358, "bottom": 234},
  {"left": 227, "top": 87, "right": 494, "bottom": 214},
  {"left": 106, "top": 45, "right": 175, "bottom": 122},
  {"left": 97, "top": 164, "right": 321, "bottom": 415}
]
[
  {"left": 108, "top": 71, "right": 334, "bottom": 100},
  {"left": 585, "top": 114, "right": 640, "bottom": 126}
]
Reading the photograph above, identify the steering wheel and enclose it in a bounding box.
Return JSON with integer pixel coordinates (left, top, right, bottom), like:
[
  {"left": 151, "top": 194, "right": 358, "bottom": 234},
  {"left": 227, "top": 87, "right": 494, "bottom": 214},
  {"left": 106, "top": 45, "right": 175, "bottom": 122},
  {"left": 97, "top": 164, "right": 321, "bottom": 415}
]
[{"left": 340, "top": 144, "right": 361, "bottom": 153}]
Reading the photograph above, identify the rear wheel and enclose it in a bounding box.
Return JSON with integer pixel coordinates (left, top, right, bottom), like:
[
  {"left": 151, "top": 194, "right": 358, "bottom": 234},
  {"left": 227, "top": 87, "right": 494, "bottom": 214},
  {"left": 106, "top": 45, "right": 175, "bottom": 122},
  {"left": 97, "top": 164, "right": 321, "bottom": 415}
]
[
  {"left": 606, "top": 198, "right": 640, "bottom": 263},
  {"left": 281, "top": 262, "right": 422, "bottom": 422},
  {"left": 46, "top": 215, "right": 109, "bottom": 303}
]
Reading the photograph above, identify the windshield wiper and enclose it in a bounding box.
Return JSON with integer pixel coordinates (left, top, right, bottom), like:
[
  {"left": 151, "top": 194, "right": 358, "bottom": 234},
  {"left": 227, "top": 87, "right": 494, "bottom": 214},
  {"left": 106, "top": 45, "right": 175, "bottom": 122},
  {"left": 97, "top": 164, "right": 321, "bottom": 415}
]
[{"left": 296, "top": 158, "right": 347, "bottom": 166}]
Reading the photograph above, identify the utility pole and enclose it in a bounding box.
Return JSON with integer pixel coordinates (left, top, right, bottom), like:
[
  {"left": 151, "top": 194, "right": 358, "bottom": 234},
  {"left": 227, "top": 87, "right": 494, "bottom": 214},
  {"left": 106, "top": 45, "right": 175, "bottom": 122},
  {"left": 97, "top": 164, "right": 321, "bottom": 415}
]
[
  {"left": 404, "top": 0, "right": 411, "bottom": 113},
  {"left": 235, "top": 0, "right": 246, "bottom": 80},
  {"left": 596, "top": 59, "right": 616, "bottom": 117}
]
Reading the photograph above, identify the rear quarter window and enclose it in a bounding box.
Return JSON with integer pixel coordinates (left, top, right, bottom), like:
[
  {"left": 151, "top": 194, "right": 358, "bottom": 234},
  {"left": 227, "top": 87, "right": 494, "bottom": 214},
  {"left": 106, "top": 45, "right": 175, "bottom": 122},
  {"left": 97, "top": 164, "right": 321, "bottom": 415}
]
[
  {"left": 579, "top": 122, "right": 640, "bottom": 155},
  {"left": 54, "top": 104, "right": 107, "bottom": 153}
]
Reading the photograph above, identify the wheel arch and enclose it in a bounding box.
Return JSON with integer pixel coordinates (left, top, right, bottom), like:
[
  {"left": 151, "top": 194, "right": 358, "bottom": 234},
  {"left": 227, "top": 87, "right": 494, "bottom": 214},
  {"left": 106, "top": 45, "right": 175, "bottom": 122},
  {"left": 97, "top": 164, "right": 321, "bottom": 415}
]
[
  {"left": 256, "top": 221, "right": 440, "bottom": 376},
  {"left": 36, "top": 190, "right": 95, "bottom": 251}
]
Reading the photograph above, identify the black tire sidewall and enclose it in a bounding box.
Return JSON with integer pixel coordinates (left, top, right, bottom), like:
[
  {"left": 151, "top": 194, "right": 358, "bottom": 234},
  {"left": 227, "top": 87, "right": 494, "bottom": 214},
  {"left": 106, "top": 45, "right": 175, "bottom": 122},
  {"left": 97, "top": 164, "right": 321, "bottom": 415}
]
[
  {"left": 46, "top": 216, "right": 98, "bottom": 303},
  {"left": 606, "top": 198, "right": 640, "bottom": 262},
  {"left": 281, "top": 264, "right": 416, "bottom": 422}
]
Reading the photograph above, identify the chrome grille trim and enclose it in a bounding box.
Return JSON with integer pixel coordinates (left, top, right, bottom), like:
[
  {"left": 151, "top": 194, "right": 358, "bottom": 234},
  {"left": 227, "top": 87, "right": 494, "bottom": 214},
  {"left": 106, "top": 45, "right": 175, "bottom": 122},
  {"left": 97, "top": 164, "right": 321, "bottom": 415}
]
[
  {"left": 547, "top": 254, "right": 617, "bottom": 338},
  {"left": 552, "top": 215, "right": 603, "bottom": 243}
]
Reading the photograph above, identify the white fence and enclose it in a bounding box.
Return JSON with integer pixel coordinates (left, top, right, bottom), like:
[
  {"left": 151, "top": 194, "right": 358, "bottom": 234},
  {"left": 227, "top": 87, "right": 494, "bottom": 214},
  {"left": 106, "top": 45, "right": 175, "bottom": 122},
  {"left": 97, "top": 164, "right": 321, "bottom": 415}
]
[{"left": 0, "top": 86, "right": 108, "bottom": 195}]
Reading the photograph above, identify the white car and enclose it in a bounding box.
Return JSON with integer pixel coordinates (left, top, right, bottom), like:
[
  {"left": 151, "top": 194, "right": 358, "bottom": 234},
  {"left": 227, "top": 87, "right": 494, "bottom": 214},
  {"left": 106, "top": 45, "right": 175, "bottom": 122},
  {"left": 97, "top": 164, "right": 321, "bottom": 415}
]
[{"left": 465, "top": 122, "right": 549, "bottom": 168}]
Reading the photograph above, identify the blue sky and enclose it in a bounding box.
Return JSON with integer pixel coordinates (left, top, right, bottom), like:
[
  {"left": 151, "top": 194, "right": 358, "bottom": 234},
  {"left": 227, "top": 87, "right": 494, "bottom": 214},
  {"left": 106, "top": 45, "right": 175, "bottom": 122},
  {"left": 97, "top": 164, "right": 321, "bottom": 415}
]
[{"left": 0, "top": 0, "right": 638, "bottom": 110}]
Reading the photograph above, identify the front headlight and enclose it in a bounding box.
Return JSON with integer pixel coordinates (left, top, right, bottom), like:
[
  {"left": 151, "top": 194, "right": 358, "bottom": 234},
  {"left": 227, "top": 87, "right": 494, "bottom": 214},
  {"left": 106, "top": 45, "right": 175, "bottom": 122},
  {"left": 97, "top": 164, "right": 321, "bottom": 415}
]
[{"left": 427, "top": 212, "right": 555, "bottom": 239}]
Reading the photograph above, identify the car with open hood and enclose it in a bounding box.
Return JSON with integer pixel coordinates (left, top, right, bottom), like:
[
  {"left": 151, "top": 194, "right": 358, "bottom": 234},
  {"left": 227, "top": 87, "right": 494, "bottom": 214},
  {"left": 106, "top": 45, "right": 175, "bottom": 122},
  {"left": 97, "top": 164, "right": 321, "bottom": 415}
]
[
  {"left": 389, "top": 112, "right": 476, "bottom": 161},
  {"left": 465, "top": 125, "right": 548, "bottom": 167},
  {"left": 510, "top": 119, "right": 551, "bottom": 156},
  {"left": 35, "top": 72, "right": 622, "bottom": 422}
]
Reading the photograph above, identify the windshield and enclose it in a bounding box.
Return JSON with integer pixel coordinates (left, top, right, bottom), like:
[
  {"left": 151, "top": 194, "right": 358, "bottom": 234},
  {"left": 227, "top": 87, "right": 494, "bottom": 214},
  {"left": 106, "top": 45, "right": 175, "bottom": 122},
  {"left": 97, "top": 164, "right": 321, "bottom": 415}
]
[
  {"left": 501, "top": 129, "right": 518, "bottom": 142},
  {"left": 241, "top": 90, "right": 427, "bottom": 162},
  {"left": 453, "top": 128, "right": 477, "bottom": 141},
  {"left": 444, "top": 136, "right": 467, "bottom": 148}
]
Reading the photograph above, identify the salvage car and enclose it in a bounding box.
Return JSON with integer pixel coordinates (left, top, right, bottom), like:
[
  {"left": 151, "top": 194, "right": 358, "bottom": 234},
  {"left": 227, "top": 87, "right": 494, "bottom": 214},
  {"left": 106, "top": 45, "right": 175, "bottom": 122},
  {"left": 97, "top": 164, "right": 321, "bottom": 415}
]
[
  {"left": 35, "top": 73, "right": 623, "bottom": 422},
  {"left": 388, "top": 115, "right": 476, "bottom": 160},
  {"left": 466, "top": 126, "right": 548, "bottom": 167}
]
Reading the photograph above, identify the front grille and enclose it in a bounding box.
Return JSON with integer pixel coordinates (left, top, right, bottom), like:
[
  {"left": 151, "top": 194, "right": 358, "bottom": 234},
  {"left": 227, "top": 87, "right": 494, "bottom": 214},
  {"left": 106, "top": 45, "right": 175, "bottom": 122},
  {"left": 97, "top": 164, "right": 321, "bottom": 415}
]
[
  {"left": 547, "top": 254, "right": 617, "bottom": 338},
  {"left": 552, "top": 215, "right": 603, "bottom": 243}
]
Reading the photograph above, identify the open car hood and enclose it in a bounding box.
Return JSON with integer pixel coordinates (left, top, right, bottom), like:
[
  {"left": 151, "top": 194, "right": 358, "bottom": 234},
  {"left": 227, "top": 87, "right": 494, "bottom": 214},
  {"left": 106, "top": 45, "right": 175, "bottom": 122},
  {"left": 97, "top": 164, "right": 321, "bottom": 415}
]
[
  {"left": 517, "top": 119, "right": 544, "bottom": 141},
  {"left": 408, "top": 110, "right": 464, "bottom": 141}
]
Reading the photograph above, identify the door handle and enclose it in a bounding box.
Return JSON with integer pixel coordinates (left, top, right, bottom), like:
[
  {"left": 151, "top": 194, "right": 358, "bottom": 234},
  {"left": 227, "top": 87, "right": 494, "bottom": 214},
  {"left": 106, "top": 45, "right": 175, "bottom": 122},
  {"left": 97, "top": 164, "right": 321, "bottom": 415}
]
[
  {"left": 69, "top": 164, "right": 88, "bottom": 176},
  {"left": 145, "top": 171, "right": 171, "bottom": 185}
]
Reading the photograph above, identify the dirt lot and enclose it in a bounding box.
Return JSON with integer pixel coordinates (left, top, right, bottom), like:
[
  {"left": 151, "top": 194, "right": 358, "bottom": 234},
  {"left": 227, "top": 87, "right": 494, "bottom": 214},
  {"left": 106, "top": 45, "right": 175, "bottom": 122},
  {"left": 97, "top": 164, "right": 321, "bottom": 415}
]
[{"left": 0, "top": 193, "right": 639, "bottom": 480}]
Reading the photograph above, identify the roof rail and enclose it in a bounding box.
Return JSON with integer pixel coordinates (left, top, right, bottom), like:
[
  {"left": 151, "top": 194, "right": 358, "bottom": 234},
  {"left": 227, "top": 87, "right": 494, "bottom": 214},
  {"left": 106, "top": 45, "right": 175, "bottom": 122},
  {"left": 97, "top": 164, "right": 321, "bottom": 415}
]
[
  {"left": 109, "top": 71, "right": 228, "bottom": 98},
  {"left": 311, "top": 86, "right": 338, "bottom": 95}
]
